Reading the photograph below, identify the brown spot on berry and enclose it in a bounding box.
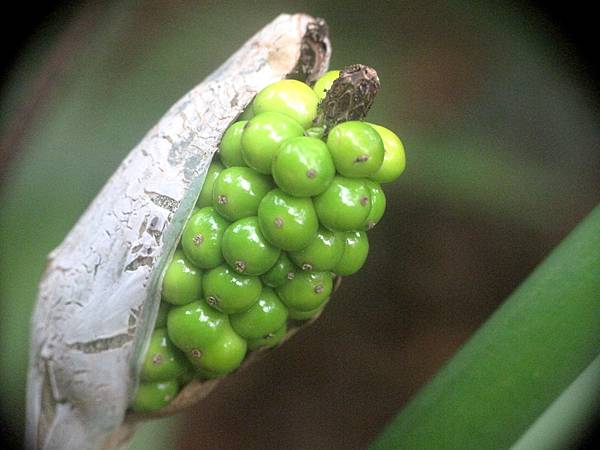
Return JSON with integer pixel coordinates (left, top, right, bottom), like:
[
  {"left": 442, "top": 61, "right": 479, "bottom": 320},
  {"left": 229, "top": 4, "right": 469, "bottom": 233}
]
[
  {"left": 314, "top": 284, "right": 324, "bottom": 294},
  {"left": 302, "top": 263, "right": 313, "bottom": 271},
  {"left": 191, "top": 349, "right": 202, "bottom": 358},
  {"left": 217, "top": 194, "right": 227, "bottom": 205},
  {"left": 306, "top": 168, "right": 317, "bottom": 178},
  {"left": 274, "top": 217, "right": 284, "bottom": 228},
  {"left": 193, "top": 234, "right": 204, "bottom": 245},
  {"left": 360, "top": 196, "right": 369, "bottom": 206},
  {"left": 355, "top": 155, "right": 369, "bottom": 163},
  {"left": 263, "top": 332, "right": 275, "bottom": 340},
  {"left": 207, "top": 296, "right": 219, "bottom": 306},
  {"left": 152, "top": 354, "right": 162, "bottom": 365},
  {"left": 234, "top": 260, "right": 246, "bottom": 272},
  {"left": 287, "top": 272, "right": 295, "bottom": 280}
]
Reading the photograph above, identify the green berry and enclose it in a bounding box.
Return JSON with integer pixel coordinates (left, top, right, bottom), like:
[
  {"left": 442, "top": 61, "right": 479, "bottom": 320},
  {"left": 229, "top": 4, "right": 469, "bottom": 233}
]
[
  {"left": 333, "top": 231, "right": 369, "bottom": 276},
  {"left": 361, "top": 181, "right": 386, "bottom": 230},
  {"left": 261, "top": 253, "right": 296, "bottom": 287},
  {"left": 197, "top": 367, "right": 223, "bottom": 380},
  {"left": 140, "top": 329, "right": 188, "bottom": 382},
  {"left": 162, "top": 249, "right": 202, "bottom": 306},
  {"left": 241, "top": 112, "right": 304, "bottom": 174},
  {"left": 313, "top": 176, "right": 371, "bottom": 231},
  {"left": 155, "top": 301, "right": 169, "bottom": 328},
  {"left": 258, "top": 189, "right": 319, "bottom": 251},
  {"left": 219, "top": 121, "right": 247, "bottom": 167},
  {"left": 188, "top": 327, "right": 247, "bottom": 375},
  {"left": 177, "top": 364, "right": 196, "bottom": 385},
  {"left": 368, "top": 123, "right": 406, "bottom": 183},
  {"left": 202, "top": 264, "right": 262, "bottom": 314},
  {"left": 253, "top": 79, "right": 319, "bottom": 128},
  {"left": 167, "top": 300, "right": 228, "bottom": 352},
  {"left": 288, "top": 304, "right": 325, "bottom": 321},
  {"left": 272, "top": 136, "right": 335, "bottom": 197},
  {"left": 327, "top": 121, "right": 385, "bottom": 177},
  {"left": 181, "top": 207, "right": 229, "bottom": 269},
  {"left": 212, "top": 167, "right": 273, "bottom": 221},
  {"left": 238, "top": 101, "right": 254, "bottom": 120},
  {"left": 289, "top": 228, "right": 344, "bottom": 271},
  {"left": 196, "top": 160, "right": 224, "bottom": 208},
  {"left": 131, "top": 380, "right": 179, "bottom": 413},
  {"left": 277, "top": 271, "right": 332, "bottom": 311},
  {"left": 312, "top": 70, "right": 340, "bottom": 101},
  {"left": 230, "top": 287, "right": 288, "bottom": 340},
  {"left": 222, "top": 216, "right": 281, "bottom": 275},
  {"left": 247, "top": 323, "right": 287, "bottom": 350}
]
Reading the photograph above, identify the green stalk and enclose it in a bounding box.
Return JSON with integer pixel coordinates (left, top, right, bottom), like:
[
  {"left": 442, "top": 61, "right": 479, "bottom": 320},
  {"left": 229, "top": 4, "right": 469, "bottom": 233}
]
[{"left": 369, "top": 204, "right": 600, "bottom": 450}]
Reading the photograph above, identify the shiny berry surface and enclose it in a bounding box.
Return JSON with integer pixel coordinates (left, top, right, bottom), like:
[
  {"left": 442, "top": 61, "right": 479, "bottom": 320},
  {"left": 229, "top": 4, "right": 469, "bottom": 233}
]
[
  {"left": 222, "top": 216, "right": 281, "bottom": 275},
  {"left": 272, "top": 136, "right": 335, "bottom": 197},
  {"left": 212, "top": 167, "right": 273, "bottom": 221},
  {"left": 162, "top": 249, "right": 202, "bottom": 306},
  {"left": 202, "top": 264, "right": 262, "bottom": 314},
  {"left": 253, "top": 79, "right": 319, "bottom": 128},
  {"left": 181, "top": 207, "right": 229, "bottom": 269},
  {"left": 313, "top": 176, "right": 372, "bottom": 231},
  {"left": 241, "top": 112, "right": 304, "bottom": 174}
]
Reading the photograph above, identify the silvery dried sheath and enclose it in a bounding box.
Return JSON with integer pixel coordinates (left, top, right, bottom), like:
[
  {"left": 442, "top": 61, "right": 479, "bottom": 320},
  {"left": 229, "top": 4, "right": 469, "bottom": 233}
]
[{"left": 26, "top": 14, "right": 330, "bottom": 450}]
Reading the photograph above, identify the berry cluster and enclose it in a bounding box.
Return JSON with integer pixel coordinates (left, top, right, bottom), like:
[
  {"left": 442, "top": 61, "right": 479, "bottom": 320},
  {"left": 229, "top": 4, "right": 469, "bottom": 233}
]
[{"left": 131, "top": 71, "right": 406, "bottom": 413}]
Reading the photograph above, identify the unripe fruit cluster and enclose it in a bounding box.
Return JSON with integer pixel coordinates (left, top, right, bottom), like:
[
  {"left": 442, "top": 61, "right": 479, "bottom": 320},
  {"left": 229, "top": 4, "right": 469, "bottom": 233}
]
[{"left": 131, "top": 73, "right": 406, "bottom": 412}]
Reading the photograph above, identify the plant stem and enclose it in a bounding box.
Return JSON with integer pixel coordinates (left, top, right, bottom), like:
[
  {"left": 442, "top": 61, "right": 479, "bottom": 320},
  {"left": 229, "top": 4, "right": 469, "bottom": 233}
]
[{"left": 369, "top": 204, "right": 600, "bottom": 450}]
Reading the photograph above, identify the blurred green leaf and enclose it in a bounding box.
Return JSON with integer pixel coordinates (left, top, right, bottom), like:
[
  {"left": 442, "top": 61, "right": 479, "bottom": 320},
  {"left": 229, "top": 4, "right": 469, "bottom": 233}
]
[{"left": 369, "top": 204, "right": 600, "bottom": 449}]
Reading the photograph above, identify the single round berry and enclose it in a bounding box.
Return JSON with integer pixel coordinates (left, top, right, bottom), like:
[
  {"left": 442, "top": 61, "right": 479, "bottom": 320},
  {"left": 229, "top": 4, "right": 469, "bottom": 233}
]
[
  {"left": 361, "top": 181, "right": 386, "bottom": 230},
  {"left": 230, "top": 287, "right": 288, "bottom": 340},
  {"left": 288, "top": 304, "right": 326, "bottom": 321},
  {"left": 368, "top": 123, "right": 406, "bottom": 183},
  {"left": 253, "top": 79, "right": 319, "bottom": 128},
  {"left": 212, "top": 166, "right": 273, "bottom": 221},
  {"left": 312, "top": 70, "right": 340, "bottom": 101},
  {"left": 196, "top": 159, "right": 224, "bottom": 208},
  {"left": 162, "top": 249, "right": 202, "bottom": 306},
  {"left": 327, "top": 121, "right": 385, "bottom": 177},
  {"left": 272, "top": 136, "right": 335, "bottom": 197},
  {"left": 258, "top": 189, "right": 319, "bottom": 251},
  {"left": 219, "top": 121, "right": 248, "bottom": 167},
  {"left": 289, "top": 228, "right": 344, "bottom": 271},
  {"left": 167, "top": 300, "right": 228, "bottom": 352},
  {"left": 131, "top": 380, "right": 179, "bottom": 413},
  {"left": 277, "top": 271, "right": 332, "bottom": 311},
  {"left": 155, "top": 301, "right": 169, "bottom": 329},
  {"left": 140, "top": 329, "right": 188, "bottom": 382},
  {"left": 241, "top": 112, "right": 304, "bottom": 174},
  {"left": 222, "top": 216, "right": 280, "bottom": 275},
  {"left": 181, "top": 207, "right": 229, "bottom": 269},
  {"left": 202, "top": 264, "right": 262, "bottom": 314},
  {"left": 261, "top": 253, "right": 296, "bottom": 287},
  {"left": 313, "top": 176, "right": 372, "bottom": 231},
  {"left": 247, "top": 323, "right": 287, "bottom": 351},
  {"left": 188, "top": 327, "right": 247, "bottom": 375},
  {"left": 333, "top": 231, "right": 369, "bottom": 276}
]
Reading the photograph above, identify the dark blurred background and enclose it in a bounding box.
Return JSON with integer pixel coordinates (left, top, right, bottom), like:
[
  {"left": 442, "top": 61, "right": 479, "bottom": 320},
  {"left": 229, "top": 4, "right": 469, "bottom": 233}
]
[{"left": 1, "top": 1, "right": 599, "bottom": 449}]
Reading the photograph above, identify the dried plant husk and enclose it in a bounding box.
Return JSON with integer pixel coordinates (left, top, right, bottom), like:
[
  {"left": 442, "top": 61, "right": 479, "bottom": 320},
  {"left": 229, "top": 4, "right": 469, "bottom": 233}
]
[{"left": 26, "top": 13, "right": 330, "bottom": 450}]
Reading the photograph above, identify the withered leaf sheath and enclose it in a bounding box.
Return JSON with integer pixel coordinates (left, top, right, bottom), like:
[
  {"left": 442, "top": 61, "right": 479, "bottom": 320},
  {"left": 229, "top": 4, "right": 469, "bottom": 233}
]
[{"left": 26, "top": 14, "right": 330, "bottom": 450}]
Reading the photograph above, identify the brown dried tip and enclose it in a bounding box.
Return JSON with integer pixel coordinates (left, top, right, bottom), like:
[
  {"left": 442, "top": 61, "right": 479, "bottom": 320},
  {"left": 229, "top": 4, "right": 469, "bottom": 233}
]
[
  {"left": 288, "top": 18, "right": 330, "bottom": 83},
  {"left": 314, "top": 64, "right": 380, "bottom": 133}
]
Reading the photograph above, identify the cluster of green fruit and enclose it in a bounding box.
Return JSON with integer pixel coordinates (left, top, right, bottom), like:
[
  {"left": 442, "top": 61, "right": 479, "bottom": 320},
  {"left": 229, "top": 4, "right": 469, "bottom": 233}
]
[{"left": 131, "top": 71, "right": 405, "bottom": 413}]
